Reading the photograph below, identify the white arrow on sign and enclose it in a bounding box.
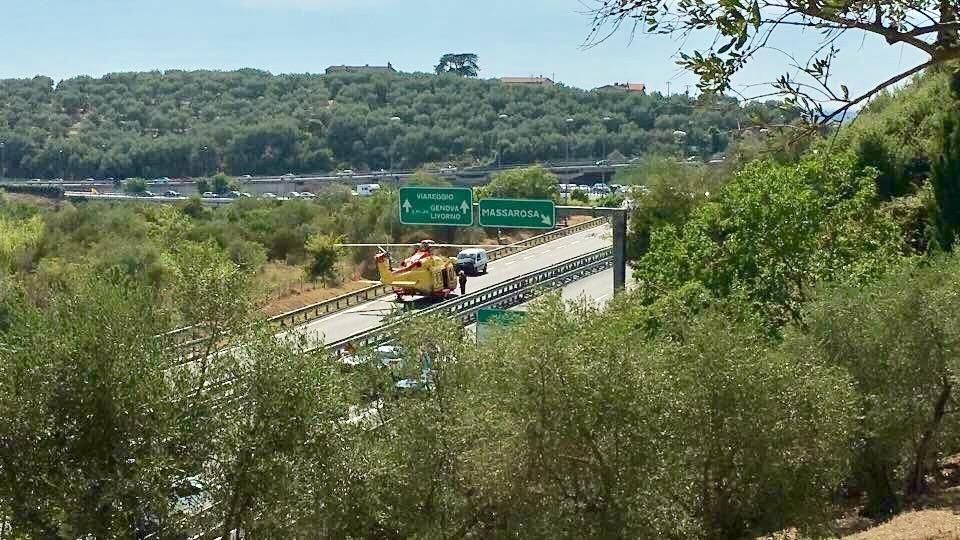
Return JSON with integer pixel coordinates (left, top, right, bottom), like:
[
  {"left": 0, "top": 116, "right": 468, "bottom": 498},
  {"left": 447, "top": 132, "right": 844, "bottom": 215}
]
[
  {"left": 402, "top": 200, "right": 412, "bottom": 212},
  {"left": 540, "top": 212, "right": 552, "bottom": 226},
  {"left": 459, "top": 200, "right": 470, "bottom": 214}
]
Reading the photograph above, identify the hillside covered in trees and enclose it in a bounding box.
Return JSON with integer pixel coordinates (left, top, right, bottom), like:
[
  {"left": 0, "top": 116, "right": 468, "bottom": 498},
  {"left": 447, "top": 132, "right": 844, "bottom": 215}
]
[{"left": 0, "top": 69, "right": 794, "bottom": 179}]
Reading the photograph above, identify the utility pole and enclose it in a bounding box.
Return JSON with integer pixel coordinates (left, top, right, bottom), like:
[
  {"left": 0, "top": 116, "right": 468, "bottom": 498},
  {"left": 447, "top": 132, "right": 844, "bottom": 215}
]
[
  {"left": 497, "top": 113, "right": 509, "bottom": 168},
  {"left": 601, "top": 116, "right": 612, "bottom": 182},
  {"left": 0, "top": 141, "right": 5, "bottom": 182},
  {"left": 565, "top": 117, "right": 574, "bottom": 162},
  {"left": 666, "top": 82, "right": 671, "bottom": 96}
]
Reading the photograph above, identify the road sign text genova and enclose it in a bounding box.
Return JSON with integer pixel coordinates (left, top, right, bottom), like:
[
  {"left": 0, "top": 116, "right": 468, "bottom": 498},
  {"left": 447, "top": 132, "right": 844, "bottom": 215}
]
[
  {"left": 399, "top": 186, "right": 473, "bottom": 226},
  {"left": 479, "top": 198, "right": 555, "bottom": 229}
]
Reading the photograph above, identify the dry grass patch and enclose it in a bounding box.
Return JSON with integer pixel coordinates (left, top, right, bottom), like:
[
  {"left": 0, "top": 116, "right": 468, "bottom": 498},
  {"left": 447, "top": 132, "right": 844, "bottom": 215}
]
[{"left": 843, "top": 510, "right": 960, "bottom": 539}]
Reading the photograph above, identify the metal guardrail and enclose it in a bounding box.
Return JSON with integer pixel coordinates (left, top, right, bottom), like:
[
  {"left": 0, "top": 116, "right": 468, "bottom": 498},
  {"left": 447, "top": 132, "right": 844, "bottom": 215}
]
[
  {"left": 322, "top": 246, "right": 613, "bottom": 354},
  {"left": 163, "top": 216, "right": 609, "bottom": 349},
  {"left": 485, "top": 216, "right": 607, "bottom": 262}
]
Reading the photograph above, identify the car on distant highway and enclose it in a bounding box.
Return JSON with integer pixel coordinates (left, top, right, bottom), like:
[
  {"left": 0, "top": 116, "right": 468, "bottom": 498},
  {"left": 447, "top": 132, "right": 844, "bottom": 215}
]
[
  {"left": 372, "top": 169, "right": 387, "bottom": 177},
  {"left": 288, "top": 191, "right": 302, "bottom": 198},
  {"left": 592, "top": 183, "right": 612, "bottom": 195},
  {"left": 140, "top": 190, "right": 156, "bottom": 197},
  {"left": 261, "top": 192, "right": 277, "bottom": 199},
  {"left": 83, "top": 177, "right": 96, "bottom": 182},
  {"left": 439, "top": 165, "right": 458, "bottom": 174},
  {"left": 201, "top": 191, "right": 218, "bottom": 198},
  {"left": 239, "top": 174, "right": 253, "bottom": 181},
  {"left": 356, "top": 183, "right": 381, "bottom": 197},
  {"left": 455, "top": 248, "right": 489, "bottom": 275},
  {"left": 227, "top": 190, "right": 250, "bottom": 198},
  {"left": 596, "top": 159, "right": 609, "bottom": 166},
  {"left": 280, "top": 173, "right": 296, "bottom": 181},
  {"left": 164, "top": 190, "right": 181, "bottom": 197},
  {"left": 337, "top": 169, "right": 354, "bottom": 177},
  {"left": 298, "top": 191, "right": 316, "bottom": 199}
]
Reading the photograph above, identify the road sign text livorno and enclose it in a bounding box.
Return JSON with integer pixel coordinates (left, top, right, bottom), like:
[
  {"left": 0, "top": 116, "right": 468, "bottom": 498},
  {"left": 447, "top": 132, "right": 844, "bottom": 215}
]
[
  {"left": 479, "top": 198, "right": 555, "bottom": 229},
  {"left": 399, "top": 186, "right": 473, "bottom": 226}
]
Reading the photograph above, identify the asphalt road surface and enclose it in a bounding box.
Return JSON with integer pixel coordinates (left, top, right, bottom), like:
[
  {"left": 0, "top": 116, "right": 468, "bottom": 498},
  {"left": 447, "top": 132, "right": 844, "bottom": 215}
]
[{"left": 288, "top": 224, "right": 612, "bottom": 347}]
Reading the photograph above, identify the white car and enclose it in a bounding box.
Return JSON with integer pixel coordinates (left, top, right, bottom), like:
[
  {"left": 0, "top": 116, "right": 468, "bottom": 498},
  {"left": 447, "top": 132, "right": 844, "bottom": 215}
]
[
  {"left": 439, "top": 165, "right": 458, "bottom": 174},
  {"left": 288, "top": 191, "right": 302, "bottom": 198},
  {"left": 337, "top": 169, "right": 354, "bottom": 177},
  {"left": 394, "top": 368, "right": 434, "bottom": 395},
  {"left": 299, "top": 191, "right": 316, "bottom": 199},
  {"left": 261, "top": 192, "right": 277, "bottom": 199},
  {"left": 337, "top": 345, "right": 404, "bottom": 372},
  {"left": 592, "top": 183, "right": 612, "bottom": 194},
  {"left": 280, "top": 173, "right": 296, "bottom": 181},
  {"left": 201, "top": 191, "right": 218, "bottom": 198}
]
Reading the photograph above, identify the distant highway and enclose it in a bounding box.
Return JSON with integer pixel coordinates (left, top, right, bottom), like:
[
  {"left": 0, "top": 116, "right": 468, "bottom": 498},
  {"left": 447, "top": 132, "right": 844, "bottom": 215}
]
[
  {"left": 288, "top": 224, "right": 612, "bottom": 347},
  {"left": 11, "top": 160, "right": 634, "bottom": 197}
]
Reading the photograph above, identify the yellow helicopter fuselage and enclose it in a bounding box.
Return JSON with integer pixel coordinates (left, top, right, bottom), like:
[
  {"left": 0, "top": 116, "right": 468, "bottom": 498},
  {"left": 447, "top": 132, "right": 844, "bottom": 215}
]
[{"left": 375, "top": 246, "right": 458, "bottom": 298}]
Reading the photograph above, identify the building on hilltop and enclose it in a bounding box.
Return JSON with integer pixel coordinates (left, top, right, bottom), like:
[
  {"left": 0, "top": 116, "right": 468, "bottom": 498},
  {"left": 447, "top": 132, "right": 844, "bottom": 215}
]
[
  {"left": 500, "top": 76, "right": 554, "bottom": 87},
  {"left": 596, "top": 82, "right": 646, "bottom": 94},
  {"left": 325, "top": 63, "right": 397, "bottom": 75}
]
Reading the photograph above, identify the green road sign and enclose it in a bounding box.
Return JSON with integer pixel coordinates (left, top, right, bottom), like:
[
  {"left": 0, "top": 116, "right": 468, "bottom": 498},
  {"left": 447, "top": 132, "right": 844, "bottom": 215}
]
[
  {"left": 399, "top": 186, "right": 473, "bottom": 226},
  {"left": 476, "top": 308, "right": 526, "bottom": 342},
  {"left": 478, "top": 198, "right": 556, "bottom": 229}
]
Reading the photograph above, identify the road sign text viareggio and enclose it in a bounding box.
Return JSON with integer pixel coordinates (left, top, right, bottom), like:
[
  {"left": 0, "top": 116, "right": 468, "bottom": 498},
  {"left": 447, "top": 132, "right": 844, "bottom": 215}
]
[{"left": 399, "top": 186, "right": 473, "bottom": 226}]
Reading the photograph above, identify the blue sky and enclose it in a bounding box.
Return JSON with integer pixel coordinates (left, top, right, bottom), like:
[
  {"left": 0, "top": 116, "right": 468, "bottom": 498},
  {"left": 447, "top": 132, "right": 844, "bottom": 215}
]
[{"left": 0, "top": 0, "right": 928, "bottom": 98}]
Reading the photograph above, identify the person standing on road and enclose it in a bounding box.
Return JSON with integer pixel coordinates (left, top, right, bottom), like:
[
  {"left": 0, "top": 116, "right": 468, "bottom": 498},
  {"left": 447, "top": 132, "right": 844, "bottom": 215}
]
[{"left": 458, "top": 270, "right": 468, "bottom": 295}]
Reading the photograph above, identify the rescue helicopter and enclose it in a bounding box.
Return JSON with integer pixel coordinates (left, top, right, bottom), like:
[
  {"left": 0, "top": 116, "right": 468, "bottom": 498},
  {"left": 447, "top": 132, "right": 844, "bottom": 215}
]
[{"left": 375, "top": 240, "right": 459, "bottom": 300}]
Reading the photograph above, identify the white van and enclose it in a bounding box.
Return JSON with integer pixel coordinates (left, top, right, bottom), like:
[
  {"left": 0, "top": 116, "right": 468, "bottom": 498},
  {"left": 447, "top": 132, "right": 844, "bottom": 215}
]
[
  {"left": 455, "top": 248, "right": 489, "bottom": 275},
  {"left": 356, "top": 183, "right": 381, "bottom": 197}
]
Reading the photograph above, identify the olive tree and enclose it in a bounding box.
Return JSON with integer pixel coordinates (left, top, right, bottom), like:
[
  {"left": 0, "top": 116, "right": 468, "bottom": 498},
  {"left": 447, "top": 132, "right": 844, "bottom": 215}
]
[
  {"left": 199, "top": 327, "right": 355, "bottom": 538},
  {"left": 632, "top": 153, "right": 902, "bottom": 329},
  {"left": 589, "top": 0, "right": 960, "bottom": 123},
  {"left": 793, "top": 256, "right": 960, "bottom": 516},
  {"left": 0, "top": 275, "right": 191, "bottom": 537}
]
